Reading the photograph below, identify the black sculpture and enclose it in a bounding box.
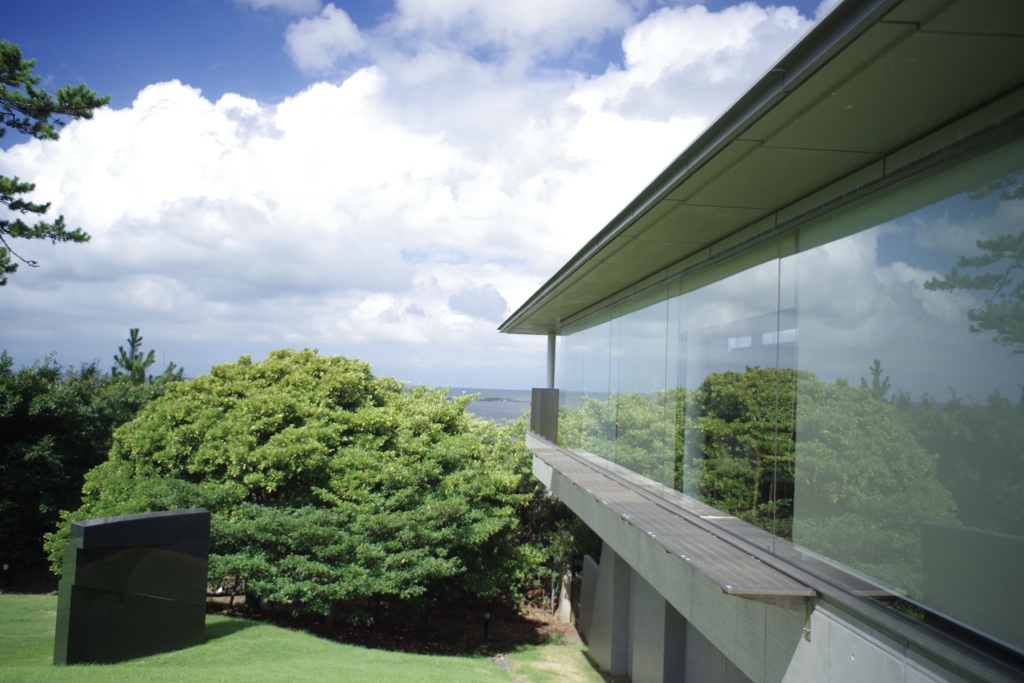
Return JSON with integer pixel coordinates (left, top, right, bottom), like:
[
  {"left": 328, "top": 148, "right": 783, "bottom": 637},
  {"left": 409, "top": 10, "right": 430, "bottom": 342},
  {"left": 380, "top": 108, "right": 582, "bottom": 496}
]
[{"left": 53, "top": 509, "right": 210, "bottom": 665}]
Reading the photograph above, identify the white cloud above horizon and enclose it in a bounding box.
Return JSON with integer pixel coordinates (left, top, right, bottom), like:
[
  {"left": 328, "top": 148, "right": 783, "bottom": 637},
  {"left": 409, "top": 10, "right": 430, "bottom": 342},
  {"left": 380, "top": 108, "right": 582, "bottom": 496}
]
[{"left": 0, "top": 0, "right": 825, "bottom": 388}]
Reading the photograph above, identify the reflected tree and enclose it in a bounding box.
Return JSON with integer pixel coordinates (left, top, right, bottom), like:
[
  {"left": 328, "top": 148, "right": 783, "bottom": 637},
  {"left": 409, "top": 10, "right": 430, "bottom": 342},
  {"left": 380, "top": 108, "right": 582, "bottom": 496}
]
[
  {"left": 860, "top": 359, "right": 891, "bottom": 401},
  {"left": 924, "top": 174, "right": 1024, "bottom": 401}
]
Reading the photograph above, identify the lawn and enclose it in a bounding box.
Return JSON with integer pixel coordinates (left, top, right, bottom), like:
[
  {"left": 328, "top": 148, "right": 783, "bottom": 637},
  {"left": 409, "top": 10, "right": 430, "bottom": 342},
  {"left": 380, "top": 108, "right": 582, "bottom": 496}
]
[{"left": 0, "top": 595, "right": 606, "bottom": 683}]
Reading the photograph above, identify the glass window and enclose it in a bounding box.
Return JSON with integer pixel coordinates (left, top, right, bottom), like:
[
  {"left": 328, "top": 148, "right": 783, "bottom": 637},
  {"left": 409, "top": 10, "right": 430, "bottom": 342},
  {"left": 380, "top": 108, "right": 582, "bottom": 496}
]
[
  {"left": 554, "top": 134, "right": 1024, "bottom": 654},
  {"left": 787, "top": 141, "right": 1024, "bottom": 652}
]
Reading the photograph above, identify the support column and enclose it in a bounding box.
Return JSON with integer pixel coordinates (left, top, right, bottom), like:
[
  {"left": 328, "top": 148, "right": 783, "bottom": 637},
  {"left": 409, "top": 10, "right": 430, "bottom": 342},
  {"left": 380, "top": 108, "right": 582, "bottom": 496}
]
[
  {"left": 630, "top": 573, "right": 687, "bottom": 683},
  {"left": 588, "top": 542, "right": 631, "bottom": 676},
  {"left": 546, "top": 333, "right": 556, "bottom": 389}
]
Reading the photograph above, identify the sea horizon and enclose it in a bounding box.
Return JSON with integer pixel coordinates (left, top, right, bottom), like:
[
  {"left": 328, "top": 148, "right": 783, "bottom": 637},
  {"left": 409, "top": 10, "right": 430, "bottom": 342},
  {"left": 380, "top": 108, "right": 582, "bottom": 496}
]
[{"left": 447, "top": 386, "right": 532, "bottom": 423}]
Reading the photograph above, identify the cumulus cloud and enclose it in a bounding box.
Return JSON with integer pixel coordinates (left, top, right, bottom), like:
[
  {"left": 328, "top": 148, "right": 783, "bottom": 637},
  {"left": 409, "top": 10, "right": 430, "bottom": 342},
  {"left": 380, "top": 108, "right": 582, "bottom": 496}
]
[
  {"left": 390, "top": 0, "right": 637, "bottom": 60},
  {"left": 449, "top": 284, "right": 509, "bottom": 322},
  {"left": 237, "top": 0, "right": 322, "bottom": 14},
  {"left": 285, "top": 4, "right": 366, "bottom": 71},
  {"left": 0, "top": 1, "right": 826, "bottom": 388},
  {"left": 580, "top": 3, "right": 811, "bottom": 121}
]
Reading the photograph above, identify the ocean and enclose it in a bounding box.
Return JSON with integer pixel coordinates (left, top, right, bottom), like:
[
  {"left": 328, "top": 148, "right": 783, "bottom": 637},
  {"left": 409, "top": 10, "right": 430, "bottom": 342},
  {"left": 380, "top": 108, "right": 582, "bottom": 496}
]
[{"left": 447, "top": 387, "right": 532, "bottom": 424}]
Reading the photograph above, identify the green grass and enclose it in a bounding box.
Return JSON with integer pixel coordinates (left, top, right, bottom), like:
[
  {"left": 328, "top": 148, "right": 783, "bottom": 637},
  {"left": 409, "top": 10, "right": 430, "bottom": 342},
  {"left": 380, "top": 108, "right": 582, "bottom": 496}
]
[
  {"left": 502, "top": 637, "right": 610, "bottom": 683},
  {"left": 0, "top": 594, "right": 512, "bottom": 683}
]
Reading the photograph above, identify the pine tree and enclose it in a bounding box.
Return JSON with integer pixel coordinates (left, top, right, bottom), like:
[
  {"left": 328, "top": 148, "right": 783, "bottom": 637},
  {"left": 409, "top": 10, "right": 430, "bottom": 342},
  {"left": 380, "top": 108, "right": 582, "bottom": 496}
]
[
  {"left": 0, "top": 41, "right": 109, "bottom": 285},
  {"left": 112, "top": 328, "right": 183, "bottom": 385}
]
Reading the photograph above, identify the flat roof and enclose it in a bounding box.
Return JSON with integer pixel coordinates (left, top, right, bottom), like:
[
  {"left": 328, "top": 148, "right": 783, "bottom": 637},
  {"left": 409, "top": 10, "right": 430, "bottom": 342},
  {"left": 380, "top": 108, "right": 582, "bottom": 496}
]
[{"left": 500, "top": 0, "right": 1024, "bottom": 335}]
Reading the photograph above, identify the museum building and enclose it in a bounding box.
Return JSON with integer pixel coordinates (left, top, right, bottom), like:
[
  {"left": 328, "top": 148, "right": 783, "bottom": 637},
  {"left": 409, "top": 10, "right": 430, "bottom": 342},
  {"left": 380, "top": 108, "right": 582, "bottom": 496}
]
[{"left": 500, "top": 0, "right": 1024, "bottom": 681}]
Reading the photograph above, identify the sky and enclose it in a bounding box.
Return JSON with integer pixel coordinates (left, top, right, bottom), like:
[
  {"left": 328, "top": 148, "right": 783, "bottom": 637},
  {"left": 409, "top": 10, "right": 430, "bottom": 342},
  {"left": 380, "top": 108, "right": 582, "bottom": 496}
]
[{"left": 1, "top": 0, "right": 839, "bottom": 389}]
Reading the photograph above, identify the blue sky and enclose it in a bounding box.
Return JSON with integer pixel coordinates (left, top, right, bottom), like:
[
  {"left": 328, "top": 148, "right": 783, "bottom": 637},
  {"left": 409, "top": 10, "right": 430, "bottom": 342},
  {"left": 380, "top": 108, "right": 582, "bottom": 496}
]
[{"left": 1, "top": 0, "right": 835, "bottom": 388}]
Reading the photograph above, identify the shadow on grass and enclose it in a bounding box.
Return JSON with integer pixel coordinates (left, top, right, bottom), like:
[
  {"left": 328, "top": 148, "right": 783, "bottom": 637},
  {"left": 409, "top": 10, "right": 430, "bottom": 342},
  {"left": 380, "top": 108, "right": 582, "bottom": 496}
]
[
  {"left": 581, "top": 649, "right": 629, "bottom": 683},
  {"left": 206, "top": 618, "right": 259, "bottom": 642},
  {"left": 210, "top": 599, "right": 570, "bottom": 657}
]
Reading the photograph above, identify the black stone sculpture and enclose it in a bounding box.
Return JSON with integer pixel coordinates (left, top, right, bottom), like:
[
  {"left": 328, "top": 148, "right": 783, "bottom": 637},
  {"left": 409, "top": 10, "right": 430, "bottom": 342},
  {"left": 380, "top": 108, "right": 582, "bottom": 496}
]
[{"left": 53, "top": 509, "right": 210, "bottom": 665}]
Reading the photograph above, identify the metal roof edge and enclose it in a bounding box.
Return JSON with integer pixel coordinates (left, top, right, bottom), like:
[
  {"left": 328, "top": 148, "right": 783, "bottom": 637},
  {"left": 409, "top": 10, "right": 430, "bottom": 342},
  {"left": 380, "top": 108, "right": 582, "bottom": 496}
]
[{"left": 499, "top": 0, "right": 900, "bottom": 335}]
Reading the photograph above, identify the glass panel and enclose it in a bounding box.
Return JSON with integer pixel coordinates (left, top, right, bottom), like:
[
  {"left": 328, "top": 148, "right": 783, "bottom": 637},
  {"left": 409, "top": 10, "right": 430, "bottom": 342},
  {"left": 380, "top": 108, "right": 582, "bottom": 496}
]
[
  {"left": 788, "top": 143, "right": 1024, "bottom": 652},
  {"left": 558, "top": 318, "right": 613, "bottom": 459},
  {"left": 610, "top": 295, "right": 674, "bottom": 487},
  {"left": 553, "top": 131, "right": 1024, "bottom": 656},
  {"left": 674, "top": 254, "right": 788, "bottom": 535}
]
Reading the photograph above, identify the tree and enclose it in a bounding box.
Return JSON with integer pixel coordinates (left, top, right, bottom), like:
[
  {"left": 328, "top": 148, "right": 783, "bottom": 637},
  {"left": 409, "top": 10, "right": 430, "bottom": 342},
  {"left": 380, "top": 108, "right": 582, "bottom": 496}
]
[
  {"left": 924, "top": 232, "right": 1024, "bottom": 356},
  {"left": 1, "top": 331, "right": 182, "bottom": 573},
  {"left": 0, "top": 353, "right": 163, "bottom": 569},
  {"left": 558, "top": 366, "right": 958, "bottom": 592},
  {"left": 793, "top": 377, "right": 957, "bottom": 593},
  {"left": 112, "top": 327, "right": 183, "bottom": 385},
  {"left": 859, "top": 359, "right": 891, "bottom": 401},
  {"left": 45, "top": 350, "right": 550, "bottom": 619},
  {"left": 0, "top": 41, "right": 109, "bottom": 285}
]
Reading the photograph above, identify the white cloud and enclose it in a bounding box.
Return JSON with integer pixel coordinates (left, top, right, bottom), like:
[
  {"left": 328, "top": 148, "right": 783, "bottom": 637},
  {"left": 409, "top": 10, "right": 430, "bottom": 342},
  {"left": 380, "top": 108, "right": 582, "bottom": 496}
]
[
  {"left": 285, "top": 4, "right": 366, "bottom": 71},
  {"left": 581, "top": 3, "right": 811, "bottom": 121},
  {"left": 236, "top": 0, "right": 322, "bottom": 14},
  {"left": 449, "top": 284, "right": 509, "bottom": 322},
  {"left": 390, "top": 0, "right": 637, "bottom": 59},
  {"left": 913, "top": 198, "right": 1024, "bottom": 256},
  {"left": 814, "top": 0, "right": 843, "bottom": 21},
  {"left": 0, "top": 1, "right": 826, "bottom": 388}
]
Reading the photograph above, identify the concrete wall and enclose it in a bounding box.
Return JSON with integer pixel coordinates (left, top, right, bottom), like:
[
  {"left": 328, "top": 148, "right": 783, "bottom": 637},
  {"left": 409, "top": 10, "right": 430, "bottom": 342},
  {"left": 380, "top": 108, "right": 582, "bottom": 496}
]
[{"left": 541, "top": 454, "right": 994, "bottom": 683}]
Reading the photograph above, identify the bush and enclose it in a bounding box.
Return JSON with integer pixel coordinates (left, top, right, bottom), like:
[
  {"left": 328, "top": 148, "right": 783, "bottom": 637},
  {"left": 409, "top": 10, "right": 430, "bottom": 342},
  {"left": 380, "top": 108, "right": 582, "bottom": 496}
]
[
  {"left": 45, "top": 349, "right": 552, "bottom": 617},
  {"left": 0, "top": 352, "right": 161, "bottom": 567}
]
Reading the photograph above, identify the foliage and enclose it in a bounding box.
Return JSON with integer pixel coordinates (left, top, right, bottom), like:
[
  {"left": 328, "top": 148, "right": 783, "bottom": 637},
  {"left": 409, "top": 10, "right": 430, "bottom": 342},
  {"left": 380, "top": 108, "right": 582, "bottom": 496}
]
[
  {"left": 557, "top": 366, "right": 959, "bottom": 592},
  {"left": 898, "top": 388, "right": 1024, "bottom": 537},
  {"left": 924, "top": 232, "right": 1024, "bottom": 357},
  {"left": 112, "top": 327, "right": 183, "bottom": 384},
  {"left": 679, "top": 368, "right": 800, "bottom": 536},
  {"left": 792, "top": 377, "right": 957, "bottom": 592},
  {"left": 46, "top": 350, "right": 552, "bottom": 617},
  {"left": 0, "top": 41, "right": 109, "bottom": 285},
  {"left": 859, "top": 359, "right": 891, "bottom": 401},
  {"left": 0, "top": 353, "right": 163, "bottom": 566},
  {"left": 558, "top": 390, "right": 677, "bottom": 487}
]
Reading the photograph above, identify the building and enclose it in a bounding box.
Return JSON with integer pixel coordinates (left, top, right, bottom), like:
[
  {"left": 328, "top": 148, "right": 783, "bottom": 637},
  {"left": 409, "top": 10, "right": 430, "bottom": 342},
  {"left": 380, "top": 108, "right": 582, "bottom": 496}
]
[{"left": 499, "top": 0, "right": 1024, "bottom": 681}]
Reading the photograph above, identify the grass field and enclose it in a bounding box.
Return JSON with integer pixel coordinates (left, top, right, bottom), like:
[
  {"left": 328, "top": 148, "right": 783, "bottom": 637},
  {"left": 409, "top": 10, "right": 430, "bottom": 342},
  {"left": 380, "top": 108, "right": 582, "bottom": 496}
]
[{"left": 0, "top": 595, "right": 607, "bottom": 682}]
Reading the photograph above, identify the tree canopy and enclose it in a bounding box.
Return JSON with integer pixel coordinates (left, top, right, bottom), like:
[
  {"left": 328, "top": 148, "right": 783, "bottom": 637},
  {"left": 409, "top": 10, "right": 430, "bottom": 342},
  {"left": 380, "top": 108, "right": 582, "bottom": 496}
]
[
  {"left": 924, "top": 231, "right": 1024, "bottom": 357},
  {"left": 0, "top": 350, "right": 170, "bottom": 567},
  {"left": 111, "top": 327, "right": 184, "bottom": 384},
  {"left": 0, "top": 40, "right": 109, "bottom": 285},
  {"left": 559, "top": 366, "right": 959, "bottom": 592},
  {"left": 45, "top": 350, "right": 553, "bottom": 618}
]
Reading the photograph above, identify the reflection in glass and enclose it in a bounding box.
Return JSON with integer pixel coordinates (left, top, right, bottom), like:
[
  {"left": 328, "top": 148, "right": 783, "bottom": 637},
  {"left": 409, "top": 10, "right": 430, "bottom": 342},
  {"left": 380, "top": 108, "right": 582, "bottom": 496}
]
[
  {"left": 790, "top": 158, "right": 1024, "bottom": 651},
  {"left": 553, "top": 141, "right": 1024, "bottom": 653}
]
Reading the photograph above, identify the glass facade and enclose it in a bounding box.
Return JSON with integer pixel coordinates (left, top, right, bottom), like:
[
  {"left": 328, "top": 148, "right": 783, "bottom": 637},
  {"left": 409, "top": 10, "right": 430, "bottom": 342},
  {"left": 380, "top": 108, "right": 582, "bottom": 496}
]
[{"left": 557, "top": 137, "right": 1024, "bottom": 653}]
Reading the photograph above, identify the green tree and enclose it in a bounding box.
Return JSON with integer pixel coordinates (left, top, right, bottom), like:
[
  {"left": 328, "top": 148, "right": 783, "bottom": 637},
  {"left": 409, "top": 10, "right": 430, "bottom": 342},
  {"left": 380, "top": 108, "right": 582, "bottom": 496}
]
[
  {"left": 924, "top": 232, "right": 1024, "bottom": 357},
  {"left": 112, "top": 327, "right": 183, "bottom": 384},
  {"left": 679, "top": 367, "right": 799, "bottom": 536},
  {"left": 558, "top": 366, "right": 958, "bottom": 591},
  {"left": 793, "top": 377, "right": 957, "bottom": 592},
  {"left": 45, "top": 350, "right": 551, "bottom": 619},
  {"left": 0, "top": 40, "right": 109, "bottom": 285},
  {"left": 859, "top": 359, "right": 891, "bottom": 401},
  {"left": 899, "top": 388, "right": 1024, "bottom": 537},
  {"left": 0, "top": 353, "right": 161, "bottom": 568}
]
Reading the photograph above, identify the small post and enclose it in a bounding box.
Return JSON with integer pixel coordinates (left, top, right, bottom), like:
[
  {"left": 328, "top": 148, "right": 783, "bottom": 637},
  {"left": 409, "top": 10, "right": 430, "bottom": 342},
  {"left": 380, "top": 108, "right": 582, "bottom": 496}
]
[
  {"left": 546, "top": 334, "right": 556, "bottom": 389},
  {"left": 483, "top": 611, "right": 490, "bottom": 641}
]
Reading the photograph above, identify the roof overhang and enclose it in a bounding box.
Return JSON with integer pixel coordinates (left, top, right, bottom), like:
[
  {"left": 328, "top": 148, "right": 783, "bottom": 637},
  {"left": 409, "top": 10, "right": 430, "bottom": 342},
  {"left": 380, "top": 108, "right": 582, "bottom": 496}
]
[{"left": 500, "top": 0, "right": 1024, "bottom": 335}]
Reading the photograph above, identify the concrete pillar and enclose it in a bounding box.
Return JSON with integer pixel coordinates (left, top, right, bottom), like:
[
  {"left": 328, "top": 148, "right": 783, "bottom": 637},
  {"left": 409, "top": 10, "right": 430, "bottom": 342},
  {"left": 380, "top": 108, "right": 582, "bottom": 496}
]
[
  {"left": 530, "top": 388, "right": 559, "bottom": 443},
  {"left": 558, "top": 571, "right": 573, "bottom": 624},
  {"left": 664, "top": 602, "right": 687, "bottom": 682},
  {"left": 578, "top": 554, "right": 600, "bottom": 641},
  {"left": 588, "top": 542, "right": 631, "bottom": 676},
  {"left": 546, "top": 334, "right": 556, "bottom": 389},
  {"left": 630, "top": 573, "right": 688, "bottom": 683}
]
